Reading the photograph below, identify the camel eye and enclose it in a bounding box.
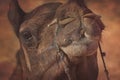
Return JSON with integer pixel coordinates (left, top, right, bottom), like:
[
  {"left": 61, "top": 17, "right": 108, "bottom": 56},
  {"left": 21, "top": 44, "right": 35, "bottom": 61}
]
[
  {"left": 20, "top": 30, "right": 37, "bottom": 48},
  {"left": 22, "top": 31, "right": 33, "bottom": 40}
]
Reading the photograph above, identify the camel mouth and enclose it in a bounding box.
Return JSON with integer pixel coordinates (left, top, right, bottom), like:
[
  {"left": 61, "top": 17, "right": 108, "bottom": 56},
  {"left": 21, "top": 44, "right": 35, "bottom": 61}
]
[
  {"left": 61, "top": 41, "right": 87, "bottom": 55},
  {"left": 60, "top": 39, "right": 98, "bottom": 59}
]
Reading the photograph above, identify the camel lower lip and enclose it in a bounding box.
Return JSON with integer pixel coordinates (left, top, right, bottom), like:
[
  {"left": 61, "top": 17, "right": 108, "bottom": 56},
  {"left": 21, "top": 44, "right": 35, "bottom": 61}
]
[{"left": 61, "top": 41, "right": 87, "bottom": 58}]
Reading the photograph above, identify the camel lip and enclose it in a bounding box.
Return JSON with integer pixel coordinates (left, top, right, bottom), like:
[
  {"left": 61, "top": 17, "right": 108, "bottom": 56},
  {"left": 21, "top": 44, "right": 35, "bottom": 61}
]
[{"left": 60, "top": 41, "right": 87, "bottom": 57}]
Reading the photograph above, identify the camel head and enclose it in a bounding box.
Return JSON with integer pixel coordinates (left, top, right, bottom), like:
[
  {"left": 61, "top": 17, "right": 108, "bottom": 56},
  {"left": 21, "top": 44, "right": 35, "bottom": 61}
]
[{"left": 8, "top": 0, "right": 104, "bottom": 80}]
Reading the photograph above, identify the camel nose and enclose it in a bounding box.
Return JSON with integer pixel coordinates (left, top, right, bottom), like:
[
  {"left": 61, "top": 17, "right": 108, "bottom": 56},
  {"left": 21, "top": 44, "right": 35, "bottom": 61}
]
[
  {"left": 69, "top": 28, "right": 83, "bottom": 42},
  {"left": 64, "top": 39, "right": 72, "bottom": 44}
]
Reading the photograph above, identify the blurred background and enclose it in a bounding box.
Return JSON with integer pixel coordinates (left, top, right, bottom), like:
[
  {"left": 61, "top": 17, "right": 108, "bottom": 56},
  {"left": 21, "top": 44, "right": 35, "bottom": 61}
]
[{"left": 0, "top": 0, "right": 120, "bottom": 80}]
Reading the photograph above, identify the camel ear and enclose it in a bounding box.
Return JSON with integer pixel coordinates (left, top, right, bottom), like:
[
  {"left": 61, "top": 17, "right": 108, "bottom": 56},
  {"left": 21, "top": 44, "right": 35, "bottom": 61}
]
[{"left": 8, "top": 0, "right": 25, "bottom": 36}]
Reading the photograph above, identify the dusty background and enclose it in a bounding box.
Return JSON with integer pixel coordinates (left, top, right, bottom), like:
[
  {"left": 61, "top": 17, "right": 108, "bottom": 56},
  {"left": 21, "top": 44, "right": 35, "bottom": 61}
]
[{"left": 0, "top": 0, "right": 120, "bottom": 80}]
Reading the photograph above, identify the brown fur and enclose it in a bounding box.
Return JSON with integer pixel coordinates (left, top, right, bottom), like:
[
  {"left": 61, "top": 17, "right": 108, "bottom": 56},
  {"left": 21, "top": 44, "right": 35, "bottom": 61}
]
[{"left": 8, "top": 0, "right": 104, "bottom": 80}]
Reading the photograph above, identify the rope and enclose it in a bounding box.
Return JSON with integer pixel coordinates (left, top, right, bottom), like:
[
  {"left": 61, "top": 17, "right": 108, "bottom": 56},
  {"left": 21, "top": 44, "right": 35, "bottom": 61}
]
[{"left": 98, "top": 42, "right": 110, "bottom": 80}]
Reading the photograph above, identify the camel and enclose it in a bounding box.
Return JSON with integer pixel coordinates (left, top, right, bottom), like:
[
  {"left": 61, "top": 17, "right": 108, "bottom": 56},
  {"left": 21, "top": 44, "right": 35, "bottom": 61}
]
[{"left": 8, "top": 0, "right": 105, "bottom": 80}]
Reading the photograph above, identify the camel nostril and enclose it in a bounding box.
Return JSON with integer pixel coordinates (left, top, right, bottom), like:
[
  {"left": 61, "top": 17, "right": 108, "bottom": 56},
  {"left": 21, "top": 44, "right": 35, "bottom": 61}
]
[
  {"left": 68, "top": 39, "right": 72, "bottom": 44},
  {"left": 64, "top": 39, "right": 72, "bottom": 45}
]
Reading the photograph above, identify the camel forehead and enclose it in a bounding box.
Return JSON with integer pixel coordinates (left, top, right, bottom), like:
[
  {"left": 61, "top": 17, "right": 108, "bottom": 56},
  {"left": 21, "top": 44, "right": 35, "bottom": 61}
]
[
  {"left": 20, "top": 12, "right": 55, "bottom": 33},
  {"left": 19, "top": 2, "right": 62, "bottom": 33}
]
